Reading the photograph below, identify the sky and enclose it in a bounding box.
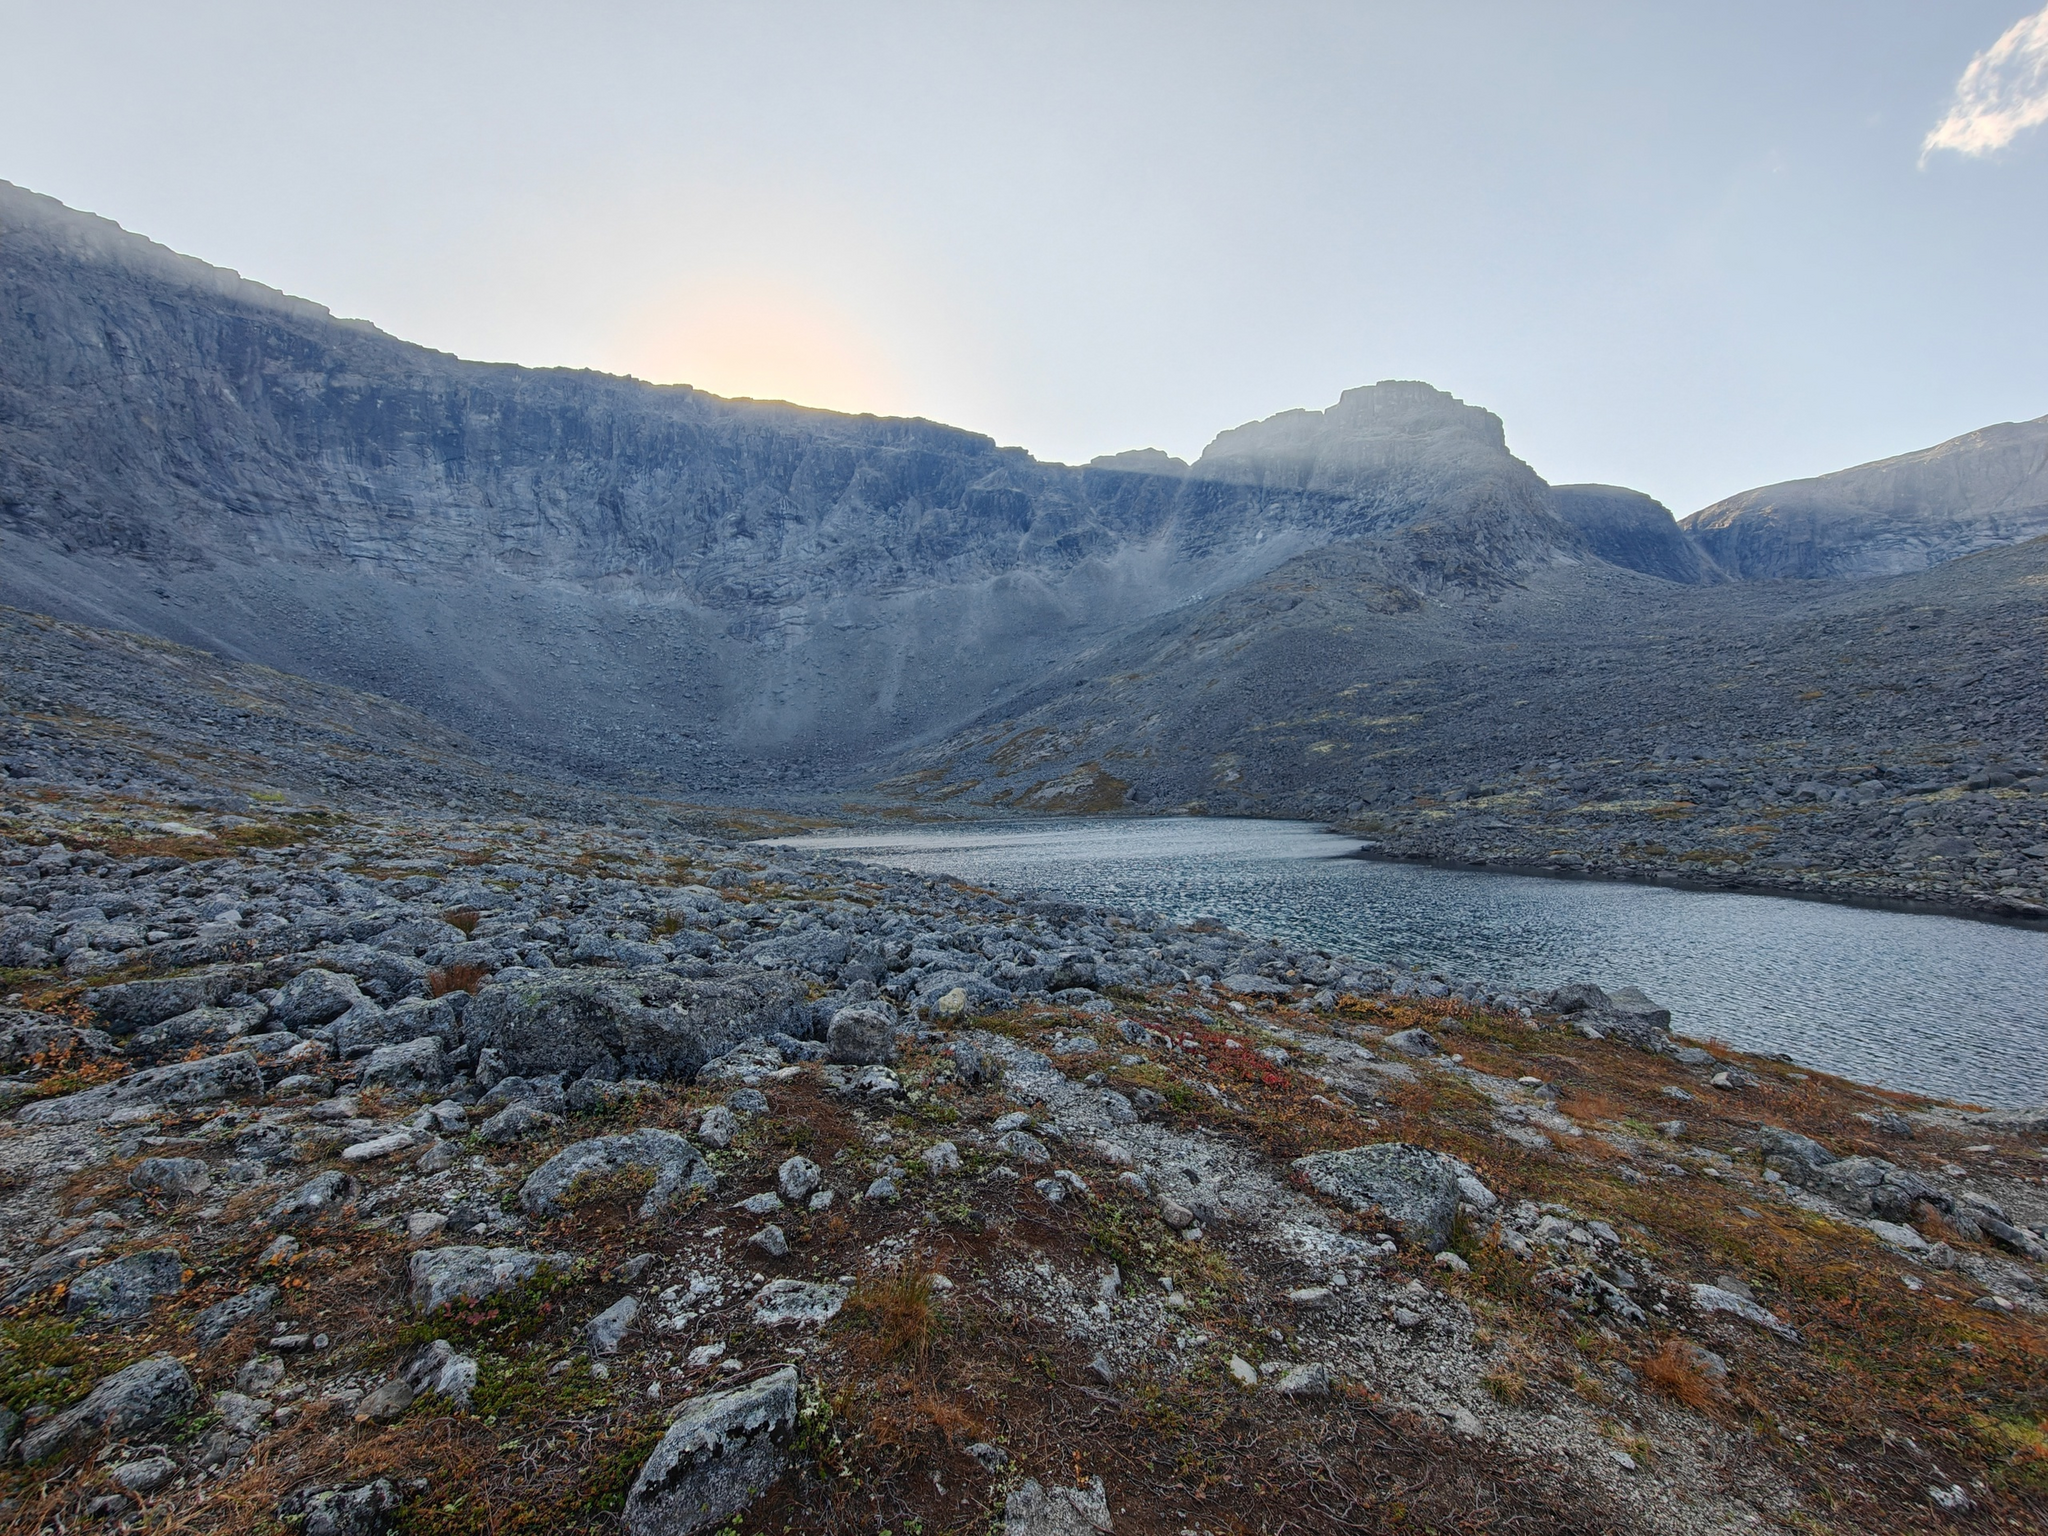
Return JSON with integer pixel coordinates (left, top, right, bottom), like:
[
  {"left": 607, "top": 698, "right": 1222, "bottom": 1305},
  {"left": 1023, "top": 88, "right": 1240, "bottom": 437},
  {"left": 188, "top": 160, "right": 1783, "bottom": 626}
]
[{"left": 3, "top": 2, "right": 2045, "bottom": 515}]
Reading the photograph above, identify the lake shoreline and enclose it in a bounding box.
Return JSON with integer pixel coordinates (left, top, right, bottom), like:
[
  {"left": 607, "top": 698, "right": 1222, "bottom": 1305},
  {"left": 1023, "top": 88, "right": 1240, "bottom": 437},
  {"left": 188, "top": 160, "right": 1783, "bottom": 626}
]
[{"left": 1338, "top": 845, "right": 2048, "bottom": 931}]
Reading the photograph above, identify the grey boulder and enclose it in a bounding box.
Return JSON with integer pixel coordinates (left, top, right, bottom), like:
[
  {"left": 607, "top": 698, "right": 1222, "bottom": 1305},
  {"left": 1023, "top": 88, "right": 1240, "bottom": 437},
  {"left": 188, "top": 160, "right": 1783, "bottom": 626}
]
[
  {"left": 86, "top": 969, "right": 247, "bottom": 1035},
  {"left": 587, "top": 1295, "right": 640, "bottom": 1356},
  {"left": 462, "top": 971, "right": 810, "bottom": 1083},
  {"left": 276, "top": 1479, "right": 402, "bottom": 1536},
  {"left": 826, "top": 1004, "right": 898, "bottom": 1065},
  {"left": 192, "top": 1284, "right": 280, "bottom": 1348},
  {"left": 270, "top": 968, "right": 366, "bottom": 1031},
  {"left": 1003, "top": 1477, "right": 1114, "bottom": 1536},
  {"left": 1292, "top": 1142, "right": 1464, "bottom": 1251},
  {"left": 519, "top": 1128, "right": 715, "bottom": 1220},
  {"left": 17, "top": 1051, "right": 263, "bottom": 1124},
  {"left": 409, "top": 1246, "right": 552, "bottom": 1313},
  {"left": 622, "top": 1365, "right": 799, "bottom": 1536},
  {"left": 266, "top": 1170, "right": 360, "bottom": 1225},
  {"left": 357, "top": 1036, "right": 445, "bottom": 1099},
  {"left": 66, "top": 1248, "right": 186, "bottom": 1319},
  {"left": 129, "top": 1155, "right": 211, "bottom": 1198},
  {"left": 18, "top": 1354, "right": 197, "bottom": 1462}
]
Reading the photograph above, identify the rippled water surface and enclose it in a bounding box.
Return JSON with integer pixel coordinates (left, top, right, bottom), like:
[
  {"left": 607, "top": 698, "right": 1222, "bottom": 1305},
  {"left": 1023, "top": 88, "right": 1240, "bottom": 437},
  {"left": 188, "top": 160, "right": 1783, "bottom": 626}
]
[{"left": 772, "top": 817, "right": 2048, "bottom": 1108}]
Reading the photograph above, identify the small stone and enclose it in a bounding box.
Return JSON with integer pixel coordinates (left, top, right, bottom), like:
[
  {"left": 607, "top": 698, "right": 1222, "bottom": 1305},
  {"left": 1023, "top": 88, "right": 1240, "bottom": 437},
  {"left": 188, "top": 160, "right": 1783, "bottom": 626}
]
[
  {"left": 1287, "top": 1286, "right": 1334, "bottom": 1311},
  {"left": 750, "top": 1278, "right": 848, "bottom": 1326},
  {"left": 808, "top": 1190, "right": 833, "bottom": 1211},
  {"left": 778, "top": 1156, "right": 821, "bottom": 1202},
  {"left": 686, "top": 1342, "right": 726, "bottom": 1368},
  {"left": 1275, "top": 1362, "right": 1332, "bottom": 1397},
  {"left": 1392, "top": 1307, "right": 1425, "bottom": 1330},
  {"left": 1227, "top": 1355, "right": 1258, "bottom": 1387},
  {"left": 587, "top": 1295, "right": 640, "bottom": 1356},
  {"left": 737, "top": 1191, "right": 785, "bottom": 1216},
  {"left": 1434, "top": 1251, "right": 1470, "bottom": 1274},
  {"left": 749, "top": 1224, "right": 789, "bottom": 1258},
  {"left": 922, "top": 1140, "right": 963, "bottom": 1175},
  {"left": 997, "top": 1129, "right": 1051, "bottom": 1165},
  {"left": 1088, "top": 1353, "right": 1116, "bottom": 1385},
  {"left": 109, "top": 1455, "right": 178, "bottom": 1494},
  {"left": 864, "top": 1175, "right": 899, "bottom": 1201},
  {"left": 1002, "top": 1477, "right": 1113, "bottom": 1536}
]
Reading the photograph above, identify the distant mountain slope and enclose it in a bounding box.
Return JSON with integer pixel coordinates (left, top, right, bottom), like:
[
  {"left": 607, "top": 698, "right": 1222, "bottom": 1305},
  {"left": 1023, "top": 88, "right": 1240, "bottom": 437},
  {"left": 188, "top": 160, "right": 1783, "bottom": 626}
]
[
  {"left": 1551, "top": 484, "right": 1722, "bottom": 584},
  {"left": 1683, "top": 416, "right": 2048, "bottom": 580}
]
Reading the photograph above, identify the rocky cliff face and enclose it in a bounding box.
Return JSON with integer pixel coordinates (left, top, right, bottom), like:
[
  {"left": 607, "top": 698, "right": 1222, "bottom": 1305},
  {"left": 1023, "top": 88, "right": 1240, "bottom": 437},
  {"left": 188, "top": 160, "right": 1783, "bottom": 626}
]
[
  {"left": 0, "top": 181, "right": 1596, "bottom": 791},
  {"left": 1682, "top": 416, "right": 2048, "bottom": 580}
]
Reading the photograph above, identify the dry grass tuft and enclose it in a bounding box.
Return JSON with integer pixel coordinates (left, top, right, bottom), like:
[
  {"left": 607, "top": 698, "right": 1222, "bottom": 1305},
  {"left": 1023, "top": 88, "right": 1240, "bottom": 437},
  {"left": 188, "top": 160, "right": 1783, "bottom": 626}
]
[
  {"left": 1640, "top": 1339, "right": 1723, "bottom": 1414},
  {"left": 842, "top": 1263, "right": 940, "bottom": 1367}
]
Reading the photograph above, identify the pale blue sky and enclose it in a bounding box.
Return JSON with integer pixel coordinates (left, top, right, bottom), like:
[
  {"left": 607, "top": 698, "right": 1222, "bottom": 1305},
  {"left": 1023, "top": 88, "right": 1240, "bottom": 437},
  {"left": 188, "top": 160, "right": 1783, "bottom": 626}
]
[{"left": 4, "top": 2, "right": 2044, "bottom": 513}]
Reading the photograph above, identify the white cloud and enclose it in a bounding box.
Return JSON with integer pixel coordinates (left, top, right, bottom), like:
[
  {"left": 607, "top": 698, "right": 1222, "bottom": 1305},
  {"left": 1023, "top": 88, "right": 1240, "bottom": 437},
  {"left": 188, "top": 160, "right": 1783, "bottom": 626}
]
[{"left": 1922, "top": 4, "right": 2048, "bottom": 159}]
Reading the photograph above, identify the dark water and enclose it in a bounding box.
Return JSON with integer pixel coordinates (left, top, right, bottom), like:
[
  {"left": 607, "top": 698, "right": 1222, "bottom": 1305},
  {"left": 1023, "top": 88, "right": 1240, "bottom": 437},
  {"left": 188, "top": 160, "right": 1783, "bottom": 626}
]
[{"left": 772, "top": 817, "right": 2048, "bottom": 1109}]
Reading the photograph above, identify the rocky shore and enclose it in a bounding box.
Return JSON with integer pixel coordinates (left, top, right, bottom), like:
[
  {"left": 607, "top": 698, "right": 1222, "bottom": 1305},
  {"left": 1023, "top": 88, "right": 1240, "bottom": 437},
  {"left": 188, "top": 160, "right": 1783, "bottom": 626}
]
[
  {"left": 1333, "top": 752, "right": 2048, "bottom": 925},
  {"left": 2, "top": 755, "right": 2046, "bottom": 1533}
]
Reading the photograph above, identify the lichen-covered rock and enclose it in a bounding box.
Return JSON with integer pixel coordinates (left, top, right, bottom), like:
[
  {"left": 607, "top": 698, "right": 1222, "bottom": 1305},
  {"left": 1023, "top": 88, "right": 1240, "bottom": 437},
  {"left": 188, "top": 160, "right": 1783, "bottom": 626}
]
[
  {"left": 65, "top": 1248, "right": 187, "bottom": 1319},
  {"left": 622, "top": 1365, "right": 799, "bottom": 1536},
  {"left": 265, "top": 1170, "right": 359, "bottom": 1226},
  {"left": 85, "top": 969, "right": 250, "bottom": 1034},
  {"left": 519, "top": 1128, "right": 715, "bottom": 1220},
  {"left": 356, "top": 1036, "right": 445, "bottom": 1099},
  {"left": 276, "top": 1478, "right": 402, "bottom": 1536},
  {"left": 408, "top": 1245, "right": 551, "bottom": 1313},
  {"left": 269, "top": 967, "right": 366, "bottom": 1031},
  {"left": 0, "top": 1009, "right": 114, "bottom": 1068},
  {"left": 1003, "top": 1477, "right": 1114, "bottom": 1536},
  {"left": 17, "top": 1354, "right": 196, "bottom": 1462},
  {"left": 192, "top": 1284, "right": 279, "bottom": 1348},
  {"left": 462, "top": 971, "right": 809, "bottom": 1083},
  {"left": 1292, "top": 1142, "right": 1463, "bottom": 1251},
  {"left": 17, "top": 1051, "right": 263, "bottom": 1124},
  {"left": 825, "top": 1004, "right": 898, "bottom": 1065},
  {"left": 129, "top": 1155, "right": 211, "bottom": 1197}
]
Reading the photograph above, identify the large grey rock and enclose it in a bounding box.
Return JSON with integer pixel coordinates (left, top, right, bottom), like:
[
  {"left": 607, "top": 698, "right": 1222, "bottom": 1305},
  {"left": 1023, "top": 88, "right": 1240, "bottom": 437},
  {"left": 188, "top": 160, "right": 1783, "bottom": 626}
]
[
  {"left": 463, "top": 972, "right": 811, "bottom": 1083},
  {"left": 66, "top": 1248, "right": 186, "bottom": 1319},
  {"left": 357, "top": 1036, "right": 445, "bottom": 1099},
  {"left": 479, "top": 1102, "right": 562, "bottom": 1142},
  {"left": 1758, "top": 1125, "right": 1836, "bottom": 1177},
  {"left": 1800, "top": 1156, "right": 1945, "bottom": 1221},
  {"left": 587, "top": 1295, "right": 640, "bottom": 1356},
  {"left": 621, "top": 1365, "right": 799, "bottom": 1536},
  {"left": 17, "top": 1051, "right": 264, "bottom": 1123},
  {"left": 0, "top": 1010, "right": 114, "bottom": 1068},
  {"left": 266, "top": 1170, "right": 359, "bottom": 1225},
  {"left": 85, "top": 969, "right": 247, "bottom": 1035},
  {"left": 1003, "top": 1477, "right": 1114, "bottom": 1536},
  {"left": 18, "top": 1354, "right": 197, "bottom": 1461},
  {"left": 269, "top": 968, "right": 365, "bottom": 1031},
  {"left": 1292, "top": 1142, "right": 1463, "bottom": 1251},
  {"left": 129, "top": 1155, "right": 211, "bottom": 1197},
  {"left": 520, "top": 1129, "right": 715, "bottom": 1220},
  {"left": 404, "top": 1338, "right": 480, "bottom": 1408},
  {"left": 825, "top": 1004, "right": 898, "bottom": 1065},
  {"left": 276, "top": 1479, "right": 402, "bottom": 1536},
  {"left": 408, "top": 1246, "right": 550, "bottom": 1313},
  {"left": 750, "top": 1280, "right": 846, "bottom": 1326},
  {"left": 192, "top": 1284, "right": 279, "bottom": 1348}
]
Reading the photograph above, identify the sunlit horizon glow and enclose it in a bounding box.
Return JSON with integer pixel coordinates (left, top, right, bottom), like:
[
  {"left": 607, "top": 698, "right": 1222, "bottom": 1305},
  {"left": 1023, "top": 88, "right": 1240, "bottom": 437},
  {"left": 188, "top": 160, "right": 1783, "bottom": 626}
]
[{"left": 601, "top": 276, "right": 908, "bottom": 417}]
